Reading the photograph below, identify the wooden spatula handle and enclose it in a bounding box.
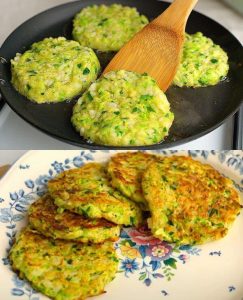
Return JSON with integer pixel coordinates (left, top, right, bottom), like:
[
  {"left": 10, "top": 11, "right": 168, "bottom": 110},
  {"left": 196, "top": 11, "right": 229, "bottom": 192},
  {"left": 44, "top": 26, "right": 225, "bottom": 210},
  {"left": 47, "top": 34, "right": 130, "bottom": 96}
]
[
  {"left": 153, "top": 0, "right": 198, "bottom": 32},
  {"left": 0, "top": 165, "right": 10, "bottom": 178}
]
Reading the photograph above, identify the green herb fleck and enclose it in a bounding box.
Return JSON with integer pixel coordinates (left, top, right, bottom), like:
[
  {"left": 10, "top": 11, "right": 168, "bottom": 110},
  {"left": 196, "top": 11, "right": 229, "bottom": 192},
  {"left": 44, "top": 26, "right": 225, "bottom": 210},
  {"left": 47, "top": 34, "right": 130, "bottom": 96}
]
[
  {"left": 208, "top": 208, "right": 218, "bottom": 217},
  {"left": 211, "top": 58, "right": 218, "bottom": 64},
  {"left": 77, "top": 63, "right": 82, "bottom": 69},
  {"left": 83, "top": 68, "right": 90, "bottom": 75},
  {"left": 132, "top": 107, "right": 141, "bottom": 113},
  {"left": 98, "top": 18, "right": 108, "bottom": 26},
  {"left": 81, "top": 207, "right": 90, "bottom": 218},
  {"left": 208, "top": 179, "right": 215, "bottom": 186},
  {"left": 224, "top": 190, "right": 231, "bottom": 197},
  {"left": 170, "top": 183, "right": 177, "bottom": 190},
  {"left": 114, "top": 126, "right": 123, "bottom": 137},
  {"left": 198, "top": 78, "right": 208, "bottom": 86},
  {"left": 73, "top": 46, "right": 81, "bottom": 51},
  {"left": 111, "top": 257, "right": 119, "bottom": 262},
  {"left": 140, "top": 95, "right": 153, "bottom": 101},
  {"left": 31, "top": 47, "right": 41, "bottom": 54},
  {"left": 168, "top": 220, "right": 174, "bottom": 226},
  {"left": 57, "top": 207, "right": 65, "bottom": 214},
  {"left": 28, "top": 70, "right": 38, "bottom": 76},
  {"left": 147, "top": 105, "right": 155, "bottom": 112},
  {"left": 130, "top": 216, "right": 135, "bottom": 225},
  {"left": 86, "top": 92, "right": 93, "bottom": 101},
  {"left": 162, "top": 175, "right": 168, "bottom": 182}
]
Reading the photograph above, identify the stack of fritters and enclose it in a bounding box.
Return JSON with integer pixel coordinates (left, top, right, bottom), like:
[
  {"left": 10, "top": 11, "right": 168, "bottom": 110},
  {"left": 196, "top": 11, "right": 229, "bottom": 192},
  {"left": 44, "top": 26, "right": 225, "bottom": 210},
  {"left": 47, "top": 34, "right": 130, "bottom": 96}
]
[
  {"left": 9, "top": 161, "right": 143, "bottom": 300},
  {"left": 9, "top": 152, "right": 241, "bottom": 300},
  {"left": 108, "top": 152, "right": 241, "bottom": 245},
  {"left": 28, "top": 194, "right": 121, "bottom": 244},
  {"left": 47, "top": 162, "right": 143, "bottom": 227}
]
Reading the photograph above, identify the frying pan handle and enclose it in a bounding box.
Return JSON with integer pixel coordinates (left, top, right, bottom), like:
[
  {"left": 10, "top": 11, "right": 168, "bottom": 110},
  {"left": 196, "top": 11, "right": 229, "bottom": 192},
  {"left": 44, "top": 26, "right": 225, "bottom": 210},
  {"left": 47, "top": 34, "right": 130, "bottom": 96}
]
[
  {"left": 233, "top": 104, "right": 243, "bottom": 150},
  {"left": 0, "top": 56, "right": 7, "bottom": 110},
  {"left": 0, "top": 92, "right": 5, "bottom": 111}
]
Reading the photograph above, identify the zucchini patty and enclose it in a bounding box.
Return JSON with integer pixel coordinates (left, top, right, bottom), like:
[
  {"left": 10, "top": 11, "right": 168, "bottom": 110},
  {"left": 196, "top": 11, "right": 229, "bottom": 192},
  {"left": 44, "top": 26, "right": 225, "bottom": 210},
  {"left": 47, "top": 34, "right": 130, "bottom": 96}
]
[
  {"left": 11, "top": 37, "right": 100, "bottom": 103},
  {"left": 28, "top": 194, "right": 120, "bottom": 243},
  {"left": 73, "top": 4, "right": 149, "bottom": 52},
  {"left": 174, "top": 32, "right": 229, "bottom": 87},
  {"left": 142, "top": 156, "right": 241, "bottom": 245},
  {"left": 71, "top": 70, "right": 174, "bottom": 146},
  {"left": 107, "top": 152, "right": 157, "bottom": 210},
  {"left": 48, "top": 162, "right": 143, "bottom": 226},
  {"left": 9, "top": 228, "right": 118, "bottom": 300}
]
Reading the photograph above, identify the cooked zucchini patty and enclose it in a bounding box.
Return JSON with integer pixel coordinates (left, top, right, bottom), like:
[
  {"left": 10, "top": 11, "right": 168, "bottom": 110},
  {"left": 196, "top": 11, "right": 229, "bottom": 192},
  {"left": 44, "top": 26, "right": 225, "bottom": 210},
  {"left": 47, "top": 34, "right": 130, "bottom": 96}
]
[
  {"left": 142, "top": 156, "right": 241, "bottom": 245},
  {"left": 11, "top": 37, "right": 100, "bottom": 103},
  {"left": 73, "top": 4, "right": 149, "bottom": 52},
  {"left": 48, "top": 163, "right": 143, "bottom": 226},
  {"left": 174, "top": 32, "right": 229, "bottom": 87},
  {"left": 9, "top": 228, "right": 118, "bottom": 300},
  {"left": 28, "top": 194, "right": 120, "bottom": 243},
  {"left": 72, "top": 70, "right": 174, "bottom": 146},
  {"left": 107, "top": 152, "right": 157, "bottom": 210}
]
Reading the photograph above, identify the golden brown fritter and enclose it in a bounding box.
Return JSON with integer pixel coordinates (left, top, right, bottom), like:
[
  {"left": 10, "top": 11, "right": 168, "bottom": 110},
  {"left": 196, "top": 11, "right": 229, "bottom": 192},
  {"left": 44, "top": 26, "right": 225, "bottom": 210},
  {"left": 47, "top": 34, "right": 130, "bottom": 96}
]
[
  {"left": 107, "top": 152, "right": 157, "bottom": 210},
  {"left": 48, "top": 162, "right": 143, "bottom": 226},
  {"left": 28, "top": 194, "right": 120, "bottom": 243},
  {"left": 142, "top": 156, "right": 241, "bottom": 245},
  {"left": 10, "top": 228, "right": 118, "bottom": 300}
]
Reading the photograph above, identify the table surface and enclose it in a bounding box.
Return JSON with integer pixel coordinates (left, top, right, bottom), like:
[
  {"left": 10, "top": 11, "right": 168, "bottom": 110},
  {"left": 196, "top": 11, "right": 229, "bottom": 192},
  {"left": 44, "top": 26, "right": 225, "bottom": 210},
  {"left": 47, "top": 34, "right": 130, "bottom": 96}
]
[{"left": 0, "top": 0, "right": 242, "bottom": 150}]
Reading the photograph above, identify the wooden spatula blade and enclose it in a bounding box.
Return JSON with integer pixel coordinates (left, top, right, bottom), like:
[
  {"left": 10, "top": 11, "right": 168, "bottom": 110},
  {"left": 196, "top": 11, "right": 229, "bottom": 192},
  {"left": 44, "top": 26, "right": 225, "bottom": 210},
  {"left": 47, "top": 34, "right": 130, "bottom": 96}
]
[
  {"left": 103, "top": 0, "right": 198, "bottom": 92},
  {"left": 104, "top": 26, "right": 184, "bottom": 91}
]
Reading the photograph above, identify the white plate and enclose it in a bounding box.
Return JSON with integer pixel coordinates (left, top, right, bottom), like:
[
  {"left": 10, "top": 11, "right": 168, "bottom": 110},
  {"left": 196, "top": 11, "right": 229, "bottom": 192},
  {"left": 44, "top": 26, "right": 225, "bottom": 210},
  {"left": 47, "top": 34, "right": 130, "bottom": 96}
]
[{"left": 0, "top": 150, "right": 242, "bottom": 300}]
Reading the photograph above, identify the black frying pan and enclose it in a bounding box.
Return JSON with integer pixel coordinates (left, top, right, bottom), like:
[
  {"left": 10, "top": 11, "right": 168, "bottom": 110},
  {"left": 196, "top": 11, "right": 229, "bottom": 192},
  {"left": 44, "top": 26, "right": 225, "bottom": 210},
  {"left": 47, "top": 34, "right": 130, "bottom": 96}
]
[{"left": 0, "top": 0, "right": 242, "bottom": 150}]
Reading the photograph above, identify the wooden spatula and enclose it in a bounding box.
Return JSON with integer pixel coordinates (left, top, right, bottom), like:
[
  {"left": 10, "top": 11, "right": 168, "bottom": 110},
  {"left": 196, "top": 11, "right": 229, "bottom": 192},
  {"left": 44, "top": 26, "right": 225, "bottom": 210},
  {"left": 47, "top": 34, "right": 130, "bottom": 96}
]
[
  {"left": 0, "top": 165, "right": 10, "bottom": 178},
  {"left": 104, "top": 0, "right": 198, "bottom": 91}
]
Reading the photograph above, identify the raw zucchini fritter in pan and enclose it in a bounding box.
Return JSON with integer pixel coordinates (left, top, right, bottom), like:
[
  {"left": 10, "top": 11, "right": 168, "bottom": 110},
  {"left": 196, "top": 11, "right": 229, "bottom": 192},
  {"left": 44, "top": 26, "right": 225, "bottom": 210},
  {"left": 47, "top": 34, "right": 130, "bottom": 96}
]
[
  {"left": 11, "top": 37, "right": 100, "bottom": 103},
  {"left": 73, "top": 4, "right": 148, "bottom": 52}
]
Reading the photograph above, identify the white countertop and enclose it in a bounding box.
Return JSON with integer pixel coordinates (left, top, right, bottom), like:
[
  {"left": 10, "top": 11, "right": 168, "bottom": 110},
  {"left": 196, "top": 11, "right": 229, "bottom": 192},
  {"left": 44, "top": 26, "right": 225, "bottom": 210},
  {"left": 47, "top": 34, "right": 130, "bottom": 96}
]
[
  {"left": 0, "top": 0, "right": 242, "bottom": 150},
  {"left": 0, "top": 150, "right": 27, "bottom": 166}
]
